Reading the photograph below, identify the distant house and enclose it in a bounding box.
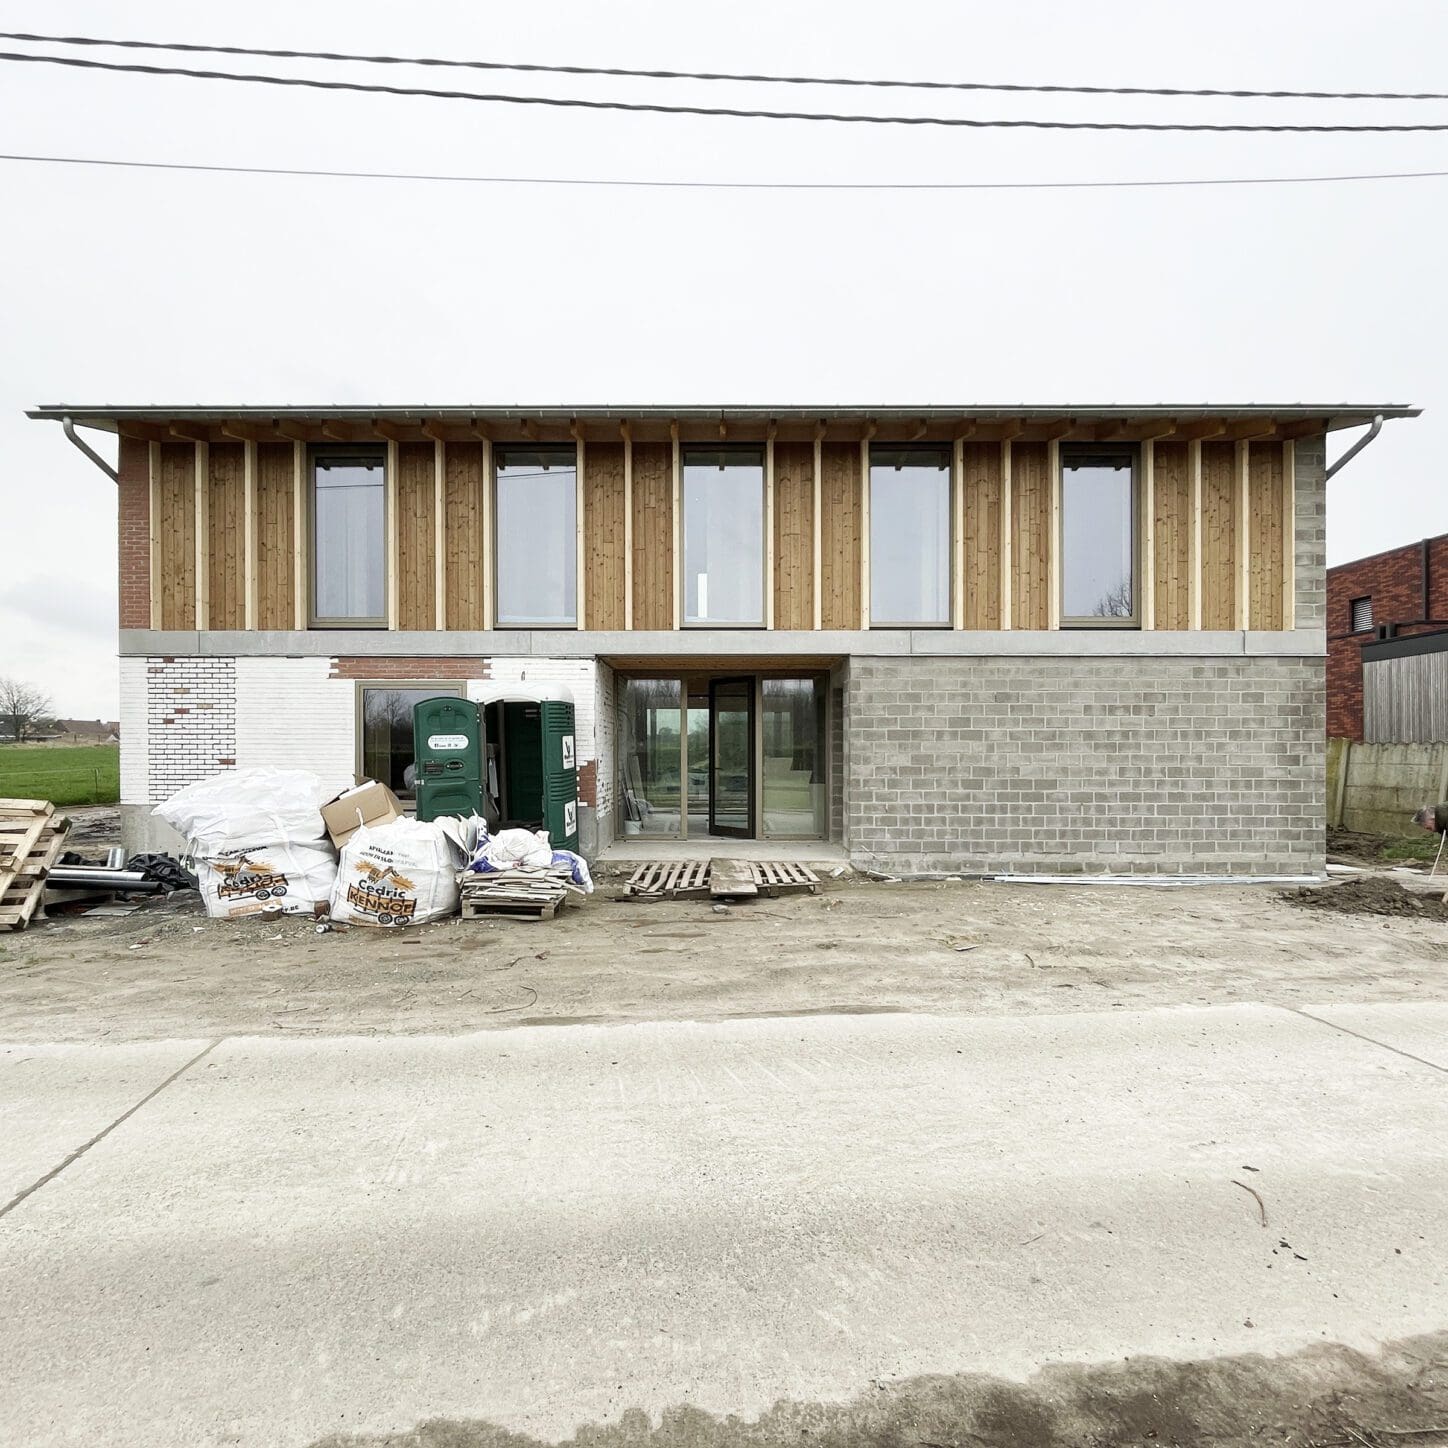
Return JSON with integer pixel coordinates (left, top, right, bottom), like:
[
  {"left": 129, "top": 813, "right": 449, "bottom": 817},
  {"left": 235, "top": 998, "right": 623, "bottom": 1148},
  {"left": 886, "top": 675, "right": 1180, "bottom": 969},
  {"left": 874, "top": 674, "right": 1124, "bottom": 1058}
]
[
  {"left": 52, "top": 719, "right": 121, "bottom": 744},
  {"left": 1327, "top": 533, "right": 1448, "bottom": 741},
  {"left": 29, "top": 401, "right": 1422, "bottom": 875}
]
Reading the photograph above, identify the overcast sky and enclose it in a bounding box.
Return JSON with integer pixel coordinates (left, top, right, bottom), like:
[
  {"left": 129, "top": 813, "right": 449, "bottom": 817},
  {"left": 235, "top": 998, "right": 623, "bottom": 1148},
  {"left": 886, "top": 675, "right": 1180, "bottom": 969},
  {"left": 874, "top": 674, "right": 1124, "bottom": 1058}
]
[{"left": 2, "top": 0, "right": 1445, "bottom": 718}]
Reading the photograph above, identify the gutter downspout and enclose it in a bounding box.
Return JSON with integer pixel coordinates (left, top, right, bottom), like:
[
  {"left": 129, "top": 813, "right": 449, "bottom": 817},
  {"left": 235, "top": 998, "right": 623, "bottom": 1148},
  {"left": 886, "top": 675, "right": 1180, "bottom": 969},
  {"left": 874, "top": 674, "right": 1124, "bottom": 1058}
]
[
  {"left": 1423, "top": 536, "right": 1432, "bottom": 623},
  {"left": 62, "top": 415, "right": 118, "bottom": 482},
  {"left": 1324, "top": 413, "right": 1384, "bottom": 482}
]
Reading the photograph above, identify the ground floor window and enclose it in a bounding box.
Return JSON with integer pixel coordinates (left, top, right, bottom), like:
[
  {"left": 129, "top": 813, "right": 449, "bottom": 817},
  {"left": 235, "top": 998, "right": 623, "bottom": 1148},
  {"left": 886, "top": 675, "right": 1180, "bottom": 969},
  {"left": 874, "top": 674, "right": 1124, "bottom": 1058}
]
[
  {"left": 358, "top": 684, "right": 464, "bottom": 798},
  {"left": 618, "top": 672, "right": 828, "bottom": 840}
]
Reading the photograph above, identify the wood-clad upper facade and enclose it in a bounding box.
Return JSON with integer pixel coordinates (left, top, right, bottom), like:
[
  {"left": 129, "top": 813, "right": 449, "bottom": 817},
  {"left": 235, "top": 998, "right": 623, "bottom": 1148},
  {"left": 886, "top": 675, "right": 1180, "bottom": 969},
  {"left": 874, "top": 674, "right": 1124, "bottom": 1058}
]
[{"left": 35, "top": 404, "right": 1416, "bottom": 638}]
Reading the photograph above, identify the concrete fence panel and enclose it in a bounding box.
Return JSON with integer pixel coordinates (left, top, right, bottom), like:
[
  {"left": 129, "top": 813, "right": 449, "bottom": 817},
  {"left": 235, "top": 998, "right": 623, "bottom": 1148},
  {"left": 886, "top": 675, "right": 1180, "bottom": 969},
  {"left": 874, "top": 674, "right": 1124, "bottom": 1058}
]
[{"left": 1329, "top": 737, "right": 1448, "bottom": 834}]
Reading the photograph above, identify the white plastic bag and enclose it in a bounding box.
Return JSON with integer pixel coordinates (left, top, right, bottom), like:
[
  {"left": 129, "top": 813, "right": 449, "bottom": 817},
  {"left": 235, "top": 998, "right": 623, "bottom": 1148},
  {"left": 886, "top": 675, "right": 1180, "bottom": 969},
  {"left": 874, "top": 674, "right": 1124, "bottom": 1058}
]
[
  {"left": 331, "top": 816, "right": 467, "bottom": 927},
  {"left": 469, "top": 827, "right": 553, "bottom": 873},
  {"left": 155, "top": 768, "right": 343, "bottom": 854},
  {"left": 194, "top": 839, "right": 338, "bottom": 919}
]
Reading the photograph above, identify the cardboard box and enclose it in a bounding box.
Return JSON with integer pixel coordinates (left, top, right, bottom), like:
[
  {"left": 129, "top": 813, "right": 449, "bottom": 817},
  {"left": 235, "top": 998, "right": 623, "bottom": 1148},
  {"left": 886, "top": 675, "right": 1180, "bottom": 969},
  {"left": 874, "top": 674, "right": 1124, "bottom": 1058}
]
[{"left": 322, "top": 781, "right": 404, "bottom": 850}]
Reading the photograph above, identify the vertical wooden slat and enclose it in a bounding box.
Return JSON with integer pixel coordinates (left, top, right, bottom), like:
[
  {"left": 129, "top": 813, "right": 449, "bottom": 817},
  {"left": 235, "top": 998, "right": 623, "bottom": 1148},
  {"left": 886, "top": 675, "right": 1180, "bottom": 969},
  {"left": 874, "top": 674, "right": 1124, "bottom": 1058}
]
[
  {"left": 194, "top": 441, "right": 209, "bottom": 630},
  {"left": 859, "top": 435, "right": 872, "bottom": 629},
  {"left": 1200, "top": 441, "right": 1237, "bottom": 630},
  {"left": 818, "top": 442, "right": 861, "bottom": 629},
  {"left": 205, "top": 441, "right": 245, "bottom": 630},
  {"left": 764, "top": 426, "right": 776, "bottom": 629},
  {"left": 1247, "top": 441, "right": 1287, "bottom": 631},
  {"left": 1189, "top": 439, "right": 1203, "bottom": 630},
  {"left": 243, "top": 440, "right": 257, "bottom": 629},
  {"left": 443, "top": 441, "right": 484, "bottom": 629},
  {"left": 952, "top": 435, "right": 966, "bottom": 630},
  {"left": 1140, "top": 439, "right": 1154, "bottom": 630},
  {"left": 1151, "top": 441, "right": 1192, "bottom": 630},
  {"left": 434, "top": 440, "right": 446, "bottom": 630},
  {"left": 481, "top": 436, "right": 494, "bottom": 628},
  {"left": 386, "top": 439, "right": 400, "bottom": 629},
  {"left": 396, "top": 441, "right": 436, "bottom": 630},
  {"left": 1009, "top": 441, "right": 1050, "bottom": 630},
  {"left": 1236, "top": 440, "right": 1250, "bottom": 629},
  {"left": 1048, "top": 437, "right": 1063, "bottom": 630},
  {"left": 771, "top": 441, "right": 814, "bottom": 630},
  {"left": 670, "top": 422, "right": 682, "bottom": 630},
  {"left": 961, "top": 442, "right": 1002, "bottom": 629},
  {"left": 622, "top": 423, "right": 634, "bottom": 629},
  {"left": 572, "top": 433, "right": 586, "bottom": 629},
  {"left": 812, "top": 426, "right": 823, "bottom": 630},
  {"left": 1000, "top": 440, "right": 1014, "bottom": 629},
  {"left": 148, "top": 441, "right": 161, "bottom": 630},
  {"left": 1283, "top": 439, "right": 1296, "bottom": 629},
  {"left": 292, "top": 440, "right": 306, "bottom": 629},
  {"left": 582, "top": 440, "right": 626, "bottom": 630}
]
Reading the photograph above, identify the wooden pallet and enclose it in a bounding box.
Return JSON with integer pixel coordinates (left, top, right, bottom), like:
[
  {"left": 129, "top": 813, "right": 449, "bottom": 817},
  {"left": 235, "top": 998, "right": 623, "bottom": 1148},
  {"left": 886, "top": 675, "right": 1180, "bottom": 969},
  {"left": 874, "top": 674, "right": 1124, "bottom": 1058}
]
[
  {"left": 748, "top": 861, "right": 821, "bottom": 897},
  {"left": 624, "top": 858, "right": 821, "bottom": 901},
  {"left": 459, "top": 868, "right": 574, "bottom": 922},
  {"left": 0, "top": 801, "right": 68, "bottom": 931},
  {"left": 623, "top": 860, "right": 712, "bottom": 900}
]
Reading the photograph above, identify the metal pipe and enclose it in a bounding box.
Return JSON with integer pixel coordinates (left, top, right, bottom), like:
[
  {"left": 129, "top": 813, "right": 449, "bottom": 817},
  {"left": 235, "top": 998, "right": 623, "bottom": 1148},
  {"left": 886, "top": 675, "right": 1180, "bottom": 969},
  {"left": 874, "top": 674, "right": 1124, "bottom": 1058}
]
[
  {"left": 1324, "top": 413, "right": 1384, "bottom": 481},
  {"left": 1423, "top": 536, "right": 1432, "bottom": 623},
  {"left": 61, "top": 415, "right": 118, "bottom": 481}
]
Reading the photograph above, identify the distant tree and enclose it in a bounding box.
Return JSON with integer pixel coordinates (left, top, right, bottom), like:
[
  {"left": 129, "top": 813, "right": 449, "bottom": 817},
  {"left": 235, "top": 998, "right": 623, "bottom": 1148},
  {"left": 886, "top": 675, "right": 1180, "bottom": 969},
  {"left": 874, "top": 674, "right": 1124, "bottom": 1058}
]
[
  {"left": 0, "top": 676, "right": 55, "bottom": 743},
  {"left": 1091, "top": 579, "right": 1135, "bottom": 619}
]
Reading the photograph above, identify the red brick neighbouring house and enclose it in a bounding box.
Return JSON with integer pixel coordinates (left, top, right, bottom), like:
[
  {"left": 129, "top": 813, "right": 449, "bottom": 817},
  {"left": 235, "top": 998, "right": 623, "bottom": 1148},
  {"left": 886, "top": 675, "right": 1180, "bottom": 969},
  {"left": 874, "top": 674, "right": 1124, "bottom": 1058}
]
[{"left": 1327, "top": 532, "right": 1448, "bottom": 738}]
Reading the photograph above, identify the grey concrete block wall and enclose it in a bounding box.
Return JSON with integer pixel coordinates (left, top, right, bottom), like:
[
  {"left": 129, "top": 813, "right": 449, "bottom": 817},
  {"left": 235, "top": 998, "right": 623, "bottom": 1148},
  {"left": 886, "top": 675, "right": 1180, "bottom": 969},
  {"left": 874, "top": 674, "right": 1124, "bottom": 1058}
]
[
  {"left": 1294, "top": 435, "right": 1327, "bottom": 631},
  {"left": 845, "top": 656, "right": 1325, "bottom": 876}
]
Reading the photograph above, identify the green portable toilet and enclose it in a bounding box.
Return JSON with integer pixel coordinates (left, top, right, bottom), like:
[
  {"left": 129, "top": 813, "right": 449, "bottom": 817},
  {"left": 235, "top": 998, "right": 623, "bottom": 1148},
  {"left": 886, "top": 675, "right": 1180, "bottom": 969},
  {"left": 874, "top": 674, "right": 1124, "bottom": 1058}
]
[
  {"left": 485, "top": 693, "right": 579, "bottom": 851},
  {"left": 413, "top": 696, "right": 485, "bottom": 822}
]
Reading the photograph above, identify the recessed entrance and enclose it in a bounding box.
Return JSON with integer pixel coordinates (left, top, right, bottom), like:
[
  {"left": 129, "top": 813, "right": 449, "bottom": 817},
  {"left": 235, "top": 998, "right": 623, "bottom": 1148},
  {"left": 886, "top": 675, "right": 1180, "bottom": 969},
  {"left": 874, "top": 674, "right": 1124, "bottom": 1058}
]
[{"left": 618, "top": 671, "right": 830, "bottom": 841}]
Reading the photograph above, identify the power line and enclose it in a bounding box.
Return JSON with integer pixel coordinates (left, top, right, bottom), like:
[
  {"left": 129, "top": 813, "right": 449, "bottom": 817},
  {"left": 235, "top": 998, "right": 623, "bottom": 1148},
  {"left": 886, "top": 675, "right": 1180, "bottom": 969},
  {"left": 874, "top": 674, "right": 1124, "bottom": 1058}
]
[
  {"left": 6, "top": 152, "right": 1448, "bottom": 191},
  {"left": 8, "top": 50, "right": 1448, "bottom": 130},
  {"left": 3, "top": 30, "right": 1446, "bottom": 103}
]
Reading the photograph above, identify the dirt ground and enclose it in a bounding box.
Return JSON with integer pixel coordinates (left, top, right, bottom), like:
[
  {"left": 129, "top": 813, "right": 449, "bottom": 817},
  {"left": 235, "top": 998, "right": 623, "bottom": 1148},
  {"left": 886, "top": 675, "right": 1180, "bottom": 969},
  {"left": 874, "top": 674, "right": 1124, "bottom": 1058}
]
[{"left": 5, "top": 854, "right": 1448, "bottom": 1044}]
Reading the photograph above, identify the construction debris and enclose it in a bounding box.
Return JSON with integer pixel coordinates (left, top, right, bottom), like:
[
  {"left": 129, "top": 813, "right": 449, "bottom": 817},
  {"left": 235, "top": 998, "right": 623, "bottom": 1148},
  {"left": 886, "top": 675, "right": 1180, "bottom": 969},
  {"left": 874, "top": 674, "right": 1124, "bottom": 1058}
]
[
  {"left": 0, "top": 798, "right": 71, "bottom": 932},
  {"left": 459, "top": 866, "right": 578, "bottom": 921}
]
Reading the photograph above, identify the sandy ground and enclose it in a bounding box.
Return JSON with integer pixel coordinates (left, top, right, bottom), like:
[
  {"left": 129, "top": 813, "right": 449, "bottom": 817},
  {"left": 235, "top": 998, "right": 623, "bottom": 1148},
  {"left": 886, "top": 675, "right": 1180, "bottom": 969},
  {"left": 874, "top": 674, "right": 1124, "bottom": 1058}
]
[{"left": 3, "top": 865, "right": 1448, "bottom": 1044}]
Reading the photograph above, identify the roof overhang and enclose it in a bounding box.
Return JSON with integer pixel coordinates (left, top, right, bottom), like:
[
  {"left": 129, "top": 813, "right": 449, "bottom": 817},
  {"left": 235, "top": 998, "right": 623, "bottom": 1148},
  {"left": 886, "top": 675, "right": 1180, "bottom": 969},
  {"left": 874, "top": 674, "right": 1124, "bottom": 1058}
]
[{"left": 28, "top": 403, "right": 1419, "bottom": 432}]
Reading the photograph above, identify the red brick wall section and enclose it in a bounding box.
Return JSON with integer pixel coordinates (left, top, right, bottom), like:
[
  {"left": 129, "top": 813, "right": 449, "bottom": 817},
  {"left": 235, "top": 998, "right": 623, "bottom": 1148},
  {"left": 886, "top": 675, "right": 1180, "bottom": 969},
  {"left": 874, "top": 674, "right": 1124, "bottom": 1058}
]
[
  {"left": 576, "top": 759, "right": 597, "bottom": 809},
  {"left": 1326, "top": 533, "right": 1448, "bottom": 739},
  {"left": 117, "top": 436, "right": 150, "bottom": 629},
  {"left": 329, "top": 658, "right": 492, "bottom": 681}
]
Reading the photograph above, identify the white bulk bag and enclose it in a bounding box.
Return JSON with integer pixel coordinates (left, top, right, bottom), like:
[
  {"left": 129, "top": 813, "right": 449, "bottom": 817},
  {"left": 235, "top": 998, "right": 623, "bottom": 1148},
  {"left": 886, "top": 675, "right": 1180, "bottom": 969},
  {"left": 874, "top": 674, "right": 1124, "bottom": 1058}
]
[
  {"left": 155, "top": 768, "right": 343, "bottom": 854},
  {"left": 331, "top": 816, "right": 466, "bottom": 927},
  {"left": 194, "top": 839, "right": 338, "bottom": 920}
]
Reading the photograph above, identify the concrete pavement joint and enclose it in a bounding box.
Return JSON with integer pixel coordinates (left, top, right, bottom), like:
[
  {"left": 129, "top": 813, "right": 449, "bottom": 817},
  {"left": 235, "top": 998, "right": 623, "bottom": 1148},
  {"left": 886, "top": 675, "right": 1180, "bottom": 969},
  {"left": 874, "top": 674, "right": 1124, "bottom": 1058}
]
[
  {"left": 1288, "top": 1007, "right": 1448, "bottom": 1076},
  {"left": 0, "top": 1037, "right": 225, "bottom": 1222}
]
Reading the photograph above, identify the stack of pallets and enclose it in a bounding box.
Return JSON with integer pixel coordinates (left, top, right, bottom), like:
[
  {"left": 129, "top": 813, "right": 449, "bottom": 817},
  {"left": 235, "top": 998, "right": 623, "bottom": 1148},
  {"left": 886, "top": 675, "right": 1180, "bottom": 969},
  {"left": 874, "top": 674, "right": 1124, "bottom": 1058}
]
[
  {"left": 458, "top": 866, "right": 579, "bottom": 922},
  {"left": 0, "top": 799, "right": 70, "bottom": 932}
]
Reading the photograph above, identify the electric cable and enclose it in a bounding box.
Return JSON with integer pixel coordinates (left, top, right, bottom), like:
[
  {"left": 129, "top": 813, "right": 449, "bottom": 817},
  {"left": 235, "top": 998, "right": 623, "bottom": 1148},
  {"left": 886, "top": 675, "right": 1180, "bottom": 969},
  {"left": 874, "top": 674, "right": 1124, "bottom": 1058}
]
[
  {"left": 6, "top": 152, "right": 1448, "bottom": 191},
  {"left": 7, "top": 50, "right": 1448, "bottom": 130},
  {"left": 3, "top": 30, "right": 1446, "bottom": 103}
]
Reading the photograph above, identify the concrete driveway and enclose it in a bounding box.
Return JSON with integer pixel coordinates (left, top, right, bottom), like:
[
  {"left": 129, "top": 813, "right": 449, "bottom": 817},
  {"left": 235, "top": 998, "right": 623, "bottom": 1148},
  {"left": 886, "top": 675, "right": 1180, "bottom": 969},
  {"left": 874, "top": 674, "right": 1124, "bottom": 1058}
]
[{"left": 3, "top": 1002, "right": 1447, "bottom": 1447}]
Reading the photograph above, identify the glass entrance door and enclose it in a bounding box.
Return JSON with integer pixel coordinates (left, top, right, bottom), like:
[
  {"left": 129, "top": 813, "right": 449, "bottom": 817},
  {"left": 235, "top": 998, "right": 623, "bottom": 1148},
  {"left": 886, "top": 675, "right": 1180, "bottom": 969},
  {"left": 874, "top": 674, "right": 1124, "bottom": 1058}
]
[{"left": 708, "top": 677, "right": 754, "bottom": 837}]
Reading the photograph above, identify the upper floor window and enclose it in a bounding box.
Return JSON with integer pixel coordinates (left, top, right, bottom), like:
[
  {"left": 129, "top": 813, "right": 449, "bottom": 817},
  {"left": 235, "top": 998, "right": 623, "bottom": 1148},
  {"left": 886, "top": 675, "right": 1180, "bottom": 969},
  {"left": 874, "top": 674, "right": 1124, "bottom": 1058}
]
[
  {"left": 683, "top": 446, "right": 764, "bottom": 626},
  {"left": 1350, "top": 596, "right": 1373, "bottom": 633},
  {"left": 495, "top": 446, "right": 577, "bottom": 627},
  {"left": 313, "top": 447, "right": 386, "bottom": 626},
  {"left": 1061, "top": 445, "right": 1137, "bottom": 624},
  {"left": 869, "top": 445, "right": 951, "bottom": 626}
]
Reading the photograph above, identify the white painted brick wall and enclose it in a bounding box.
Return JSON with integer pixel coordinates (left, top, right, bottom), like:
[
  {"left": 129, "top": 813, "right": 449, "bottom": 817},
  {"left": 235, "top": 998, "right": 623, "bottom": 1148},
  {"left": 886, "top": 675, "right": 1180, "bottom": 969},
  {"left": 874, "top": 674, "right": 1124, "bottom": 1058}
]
[
  {"left": 235, "top": 657, "right": 356, "bottom": 788},
  {"left": 594, "top": 662, "right": 617, "bottom": 829},
  {"left": 118, "top": 657, "right": 150, "bottom": 805},
  {"left": 145, "top": 657, "right": 238, "bottom": 802}
]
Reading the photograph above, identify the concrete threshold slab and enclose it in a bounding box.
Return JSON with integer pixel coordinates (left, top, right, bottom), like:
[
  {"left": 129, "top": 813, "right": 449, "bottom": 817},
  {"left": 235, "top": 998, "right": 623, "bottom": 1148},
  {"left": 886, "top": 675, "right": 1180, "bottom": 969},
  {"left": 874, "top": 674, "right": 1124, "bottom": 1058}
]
[{"left": 597, "top": 838, "right": 850, "bottom": 865}]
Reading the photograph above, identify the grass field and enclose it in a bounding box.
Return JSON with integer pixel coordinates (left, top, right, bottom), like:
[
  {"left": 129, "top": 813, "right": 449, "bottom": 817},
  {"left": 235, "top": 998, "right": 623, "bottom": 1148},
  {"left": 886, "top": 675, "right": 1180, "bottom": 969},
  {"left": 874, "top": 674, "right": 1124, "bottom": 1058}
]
[{"left": 0, "top": 744, "right": 120, "bottom": 806}]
